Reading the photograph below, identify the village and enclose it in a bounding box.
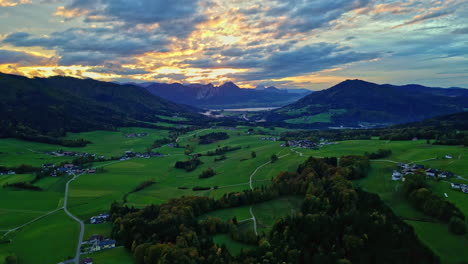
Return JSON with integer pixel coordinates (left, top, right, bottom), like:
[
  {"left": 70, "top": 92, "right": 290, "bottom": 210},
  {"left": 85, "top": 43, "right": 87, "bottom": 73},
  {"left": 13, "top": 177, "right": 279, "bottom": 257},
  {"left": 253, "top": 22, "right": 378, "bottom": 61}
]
[
  {"left": 79, "top": 213, "right": 116, "bottom": 263},
  {"left": 279, "top": 138, "right": 337, "bottom": 149},
  {"left": 391, "top": 162, "right": 468, "bottom": 194}
]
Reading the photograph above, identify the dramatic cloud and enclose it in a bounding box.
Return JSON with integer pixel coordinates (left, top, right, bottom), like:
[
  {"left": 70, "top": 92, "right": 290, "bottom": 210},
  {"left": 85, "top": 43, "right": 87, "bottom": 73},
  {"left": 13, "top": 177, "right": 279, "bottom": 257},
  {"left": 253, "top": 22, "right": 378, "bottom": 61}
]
[
  {"left": 3, "top": 27, "right": 169, "bottom": 66},
  {"left": 0, "top": 49, "right": 52, "bottom": 66},
  {"left": 266, "top": 0, "right": 372, "bottom": 33},
  {"left": 0, "top": 0, "right": 30, "bottom": 7},
  {"left": 57, "top": 0, "right": 206, "bottom": 37},
  {"left": 0, "top": 0, "right": 467, "bottom": 88}
]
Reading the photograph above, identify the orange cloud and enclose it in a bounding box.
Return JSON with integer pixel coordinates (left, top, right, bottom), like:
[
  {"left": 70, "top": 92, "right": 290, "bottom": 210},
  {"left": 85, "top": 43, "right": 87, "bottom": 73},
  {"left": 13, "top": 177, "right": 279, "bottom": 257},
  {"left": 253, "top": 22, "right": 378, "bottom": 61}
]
[
  {"left": 0, "top": 0, "right": 30, "bottom": 7},
  {"left": 54, "top": 6, "right": 88, "bottom": 19}
]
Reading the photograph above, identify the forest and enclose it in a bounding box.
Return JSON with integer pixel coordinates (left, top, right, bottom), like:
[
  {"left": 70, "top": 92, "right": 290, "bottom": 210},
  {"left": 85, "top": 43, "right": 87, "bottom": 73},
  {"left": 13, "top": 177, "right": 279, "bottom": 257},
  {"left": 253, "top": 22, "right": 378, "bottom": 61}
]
[{"left": 108, "top": 156, "right": 438, "bottom": 264}]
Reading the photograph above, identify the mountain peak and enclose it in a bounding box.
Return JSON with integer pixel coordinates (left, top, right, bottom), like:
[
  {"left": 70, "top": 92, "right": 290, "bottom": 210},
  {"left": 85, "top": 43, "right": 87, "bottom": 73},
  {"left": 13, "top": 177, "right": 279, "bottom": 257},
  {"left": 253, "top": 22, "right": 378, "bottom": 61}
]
[{"left": 218, "top": 81, "right": 240, "bottom": 90}]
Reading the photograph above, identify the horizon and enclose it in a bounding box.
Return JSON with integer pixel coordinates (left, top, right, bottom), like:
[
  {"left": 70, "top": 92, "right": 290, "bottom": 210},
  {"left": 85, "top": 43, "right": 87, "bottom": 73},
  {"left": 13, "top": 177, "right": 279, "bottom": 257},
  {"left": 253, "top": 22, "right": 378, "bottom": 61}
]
[{"left": 0, "top": 0, "right": 467, "bottom": 90}]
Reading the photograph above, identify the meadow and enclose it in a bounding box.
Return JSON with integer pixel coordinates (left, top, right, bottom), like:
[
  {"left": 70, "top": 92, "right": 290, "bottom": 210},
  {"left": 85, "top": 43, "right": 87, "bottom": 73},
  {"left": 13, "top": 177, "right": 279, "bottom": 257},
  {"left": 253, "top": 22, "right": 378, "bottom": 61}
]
[{"left": 1, "top": 128, "right": 467, "bottom": 263}]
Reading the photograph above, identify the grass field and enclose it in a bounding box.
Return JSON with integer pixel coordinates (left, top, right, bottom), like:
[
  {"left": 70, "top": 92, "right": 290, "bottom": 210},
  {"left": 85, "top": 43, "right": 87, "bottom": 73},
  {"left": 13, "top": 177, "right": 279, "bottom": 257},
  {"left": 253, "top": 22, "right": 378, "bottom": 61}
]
[
  {"left": 212, "top": 234, "right": 256, "bottom": 256},
  {"left": 0, "top": 127, "right": 170, "bottom": 167},
  {"left": 81, "top": 247, "right": 134, "bottom": 264},
  {"left": 344, "top": 141, "right": 468, "bottom": 264},
  {"left": 2, "top": 128, "right": 468, "bottom": 263},
  {"left": 284, "top": 109, "right": 347, "bottom": 124},
  {"left": 0, "top": 211, "right": 79, "bottom": 264}
]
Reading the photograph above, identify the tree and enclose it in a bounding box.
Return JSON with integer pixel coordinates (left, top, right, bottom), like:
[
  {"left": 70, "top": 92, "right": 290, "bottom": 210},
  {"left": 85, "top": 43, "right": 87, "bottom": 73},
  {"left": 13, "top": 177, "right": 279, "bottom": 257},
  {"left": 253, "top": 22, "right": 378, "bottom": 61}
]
[
  {"left": 449, "top": 216, "right": 466, "bottom": 235},
  {"left": 4, "top": 256, "right": 18, "bottom": 264},
  {"left": 251, "top": 151, "right": 256, "bottom": 158},
  {"left": 271, "top": 154, "right": 278, "bottom": 163}
]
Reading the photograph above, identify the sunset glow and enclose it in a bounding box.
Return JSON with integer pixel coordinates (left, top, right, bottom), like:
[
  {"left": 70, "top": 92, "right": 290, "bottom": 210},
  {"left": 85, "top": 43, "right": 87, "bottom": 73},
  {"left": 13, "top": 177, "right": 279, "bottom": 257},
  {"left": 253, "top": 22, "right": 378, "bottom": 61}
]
[{"left": 0, "top": 0, "right": 467, "bottom": 89}]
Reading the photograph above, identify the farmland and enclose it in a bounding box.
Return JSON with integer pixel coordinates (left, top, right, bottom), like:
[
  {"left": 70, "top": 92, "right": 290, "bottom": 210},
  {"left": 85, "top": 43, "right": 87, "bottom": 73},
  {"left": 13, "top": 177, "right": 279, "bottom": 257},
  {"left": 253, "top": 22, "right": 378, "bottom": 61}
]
[{"left": 0, "top": 127, "right": 467, "bottom": 264}]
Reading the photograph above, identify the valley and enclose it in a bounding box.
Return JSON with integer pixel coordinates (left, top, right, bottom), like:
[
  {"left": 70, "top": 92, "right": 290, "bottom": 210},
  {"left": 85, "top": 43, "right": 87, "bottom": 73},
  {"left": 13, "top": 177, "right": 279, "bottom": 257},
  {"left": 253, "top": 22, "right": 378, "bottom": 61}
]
[{"left": 1, "top": 124, "right": 467, "bottom": 264}]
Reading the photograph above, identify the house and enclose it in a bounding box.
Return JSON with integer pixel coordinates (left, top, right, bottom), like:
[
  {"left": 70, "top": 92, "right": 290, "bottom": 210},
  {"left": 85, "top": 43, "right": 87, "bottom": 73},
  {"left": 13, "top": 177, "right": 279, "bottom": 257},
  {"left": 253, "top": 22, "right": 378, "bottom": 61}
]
[
  {"left": 42, "top": 163, "right": 55, "bottom": 169},
  {"left": 63, "top": 151, "right": 76, "bottom": 156},
  {"left": 99, "top": 239, "right": 116, "bottom": 250},
  {"left": 451, "top": 183, "right": 461, "bottom": 189},
  {"left": 64, "top": 164, "right": 74, "bottom": 170},
  {"left": 90, "top": 213, "right": 110, "bottom": 224},
  {"left": 392, "top": 170, "right": 402, "bottom": 181},
  {"left": 87, "top": 169, "right": 96, "bottom": 174},
  {"left": 425, "top": 168, "right": 437, "bottom": 177},
  {"left": 445, "top": 155, "right": 453, "bottom": 159},
  {"left": 81, "top": 258, "right": 93, "bottom": 264},
  {"left": 89, "top": 235, "right": 104, "bottom": 242},
  {"left": 7, "top": 170, "right": 16, "bottom": 175},
  {"left": 461, "top": 186, "right": 468, "bottom": 194}
]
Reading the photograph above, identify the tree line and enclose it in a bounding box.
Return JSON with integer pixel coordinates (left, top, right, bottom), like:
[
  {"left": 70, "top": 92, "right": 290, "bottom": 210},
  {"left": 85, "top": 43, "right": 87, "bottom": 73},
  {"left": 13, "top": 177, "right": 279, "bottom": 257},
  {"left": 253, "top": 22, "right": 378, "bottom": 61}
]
[{"left": 107, "top": 155, "right": 438, "bottom": 264}]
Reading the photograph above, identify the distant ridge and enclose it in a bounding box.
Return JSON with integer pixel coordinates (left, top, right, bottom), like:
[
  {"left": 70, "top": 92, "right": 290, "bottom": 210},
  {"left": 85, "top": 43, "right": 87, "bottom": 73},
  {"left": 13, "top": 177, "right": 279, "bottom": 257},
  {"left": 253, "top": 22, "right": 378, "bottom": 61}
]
[
  {"left": 267, "top": 79, "right": 468, "bottom": 128},
  {"left": 143, "top": 81, "right": 311, "bottom": 108}
]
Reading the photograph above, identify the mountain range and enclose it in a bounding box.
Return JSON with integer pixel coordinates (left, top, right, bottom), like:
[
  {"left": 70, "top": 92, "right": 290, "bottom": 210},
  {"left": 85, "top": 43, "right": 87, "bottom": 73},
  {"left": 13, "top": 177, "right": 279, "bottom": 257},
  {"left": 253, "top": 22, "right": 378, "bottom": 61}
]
[
  {"left": 265, "top": 79, "right": 468, "bottom": 128},
  {"left": 142, "top": 82, "right": 311, "bottom": 108},
  {"left": 0, "top": 73, "right": 202, "bottom": 141}
]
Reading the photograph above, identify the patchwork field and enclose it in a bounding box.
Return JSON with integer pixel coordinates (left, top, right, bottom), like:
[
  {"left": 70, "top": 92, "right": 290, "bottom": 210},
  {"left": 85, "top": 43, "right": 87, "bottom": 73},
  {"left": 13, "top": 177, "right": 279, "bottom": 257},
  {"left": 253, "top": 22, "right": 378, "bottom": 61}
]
[
  {"left": 1, "top": 128, "right": 467, "bottom": 263},
  {"left": 0, "top": 127, "right": 170, "bottom": 167}
]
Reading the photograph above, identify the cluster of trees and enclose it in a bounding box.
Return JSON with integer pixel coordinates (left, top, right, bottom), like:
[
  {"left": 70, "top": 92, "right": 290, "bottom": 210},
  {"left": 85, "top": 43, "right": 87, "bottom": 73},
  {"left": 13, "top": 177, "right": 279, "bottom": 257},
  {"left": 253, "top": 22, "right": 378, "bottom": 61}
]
[
  {"left": 148, "top": 138, "right": 172, "bottom": 151},
  {"left": 199, "top": 132, "right": 229, "bottom": 144},
  {"left": 123, "top": 180, "right": 155, "bottom": 203},
  {"left": 0, "top": 164, "right": 39, "bottom": 174},
  {"left": 204, "top": 146, "right": 241, "bottom": 156},
  {"left": 108, "top": 155, "right": 438, "bottom": 264},
  {"left": 199, "top": 168, "right": 216, "bottom": 179},
  {"left": 339, "top": 155, "right": 370, "bottom": 180},
  {"left": 279, "top": 111, "right": 468, "bottom": 147},
  {"left": 3, "top": 182, "right": 42, "bottom": 191},
  {"left": 214, "top": 155, "right": 227, "bottom": 162},
  {"left": 364, "top": 149, "right": 392, "bottom": 159},
  {"left": 403, "top": 173, "right": 466, "bottom": 235},
  {"left": 174, "top": 157, "right": 203, "bottom": 172}
]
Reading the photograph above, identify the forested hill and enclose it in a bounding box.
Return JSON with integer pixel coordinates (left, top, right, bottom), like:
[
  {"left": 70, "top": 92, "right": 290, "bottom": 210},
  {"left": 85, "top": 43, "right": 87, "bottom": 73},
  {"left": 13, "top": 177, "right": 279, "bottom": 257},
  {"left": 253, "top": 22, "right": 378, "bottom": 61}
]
[
  {"left": 0, "top": 73, "right": 203, "bottom": 142},
  {"left": 394, "top": 111, "right": 468, "bottom": 130},
  {"left": 269, "top": 79, "right": 468, "bottom": 128}
]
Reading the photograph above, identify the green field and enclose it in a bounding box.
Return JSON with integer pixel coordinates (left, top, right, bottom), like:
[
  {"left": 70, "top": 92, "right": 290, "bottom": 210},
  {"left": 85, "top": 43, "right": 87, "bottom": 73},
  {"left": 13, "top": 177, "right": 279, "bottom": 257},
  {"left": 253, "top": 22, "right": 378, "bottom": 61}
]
[
  {"left": 0, "top": 211, "right": 79, "bottom": 264},
  {"left": 0, "top": 127, "right": 170, "bottom": 167},
  {"left": 1, "top": 128, "right": 468, "bottom": 263},
  {"left": 285, "top": 109, "right": 347, "bottom": 124},
  {"left": 81, "top": 247, "right": 134, "bottom": 264}
]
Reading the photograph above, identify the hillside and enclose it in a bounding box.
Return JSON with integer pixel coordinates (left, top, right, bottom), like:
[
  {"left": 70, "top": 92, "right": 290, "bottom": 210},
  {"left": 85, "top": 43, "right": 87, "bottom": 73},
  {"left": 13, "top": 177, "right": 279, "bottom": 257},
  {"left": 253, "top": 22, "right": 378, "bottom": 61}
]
[
  {"left": 144, "top": 81, "right": 310, "bottom": 108},
  {"left": 0, "top": 73, "right": 203, "bottom": 143},
  {"left": 268, "top": 79, "right": 468, "bottom": 128}
]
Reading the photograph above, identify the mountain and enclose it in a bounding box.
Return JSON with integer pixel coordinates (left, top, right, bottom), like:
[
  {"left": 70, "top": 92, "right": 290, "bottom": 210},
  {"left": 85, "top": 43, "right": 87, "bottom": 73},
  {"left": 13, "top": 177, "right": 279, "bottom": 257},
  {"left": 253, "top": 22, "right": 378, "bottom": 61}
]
[
  {"left": 389, "top": 84, "right": 468, "bottom": 97},
  {"left": 268, "top": 79, "right": 468, "bottom": 128},
  {"left": 144, "top": 82, "right": 309, "bottom": 108},
  {"left": 0, "top": 73, "right": 202, "bottom": 142}
]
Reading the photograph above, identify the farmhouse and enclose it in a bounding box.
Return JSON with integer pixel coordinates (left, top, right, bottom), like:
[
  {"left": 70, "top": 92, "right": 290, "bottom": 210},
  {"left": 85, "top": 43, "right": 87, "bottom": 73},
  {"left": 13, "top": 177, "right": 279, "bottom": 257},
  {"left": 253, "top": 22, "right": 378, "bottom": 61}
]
[
  {"left": 450, "top": 183, "right": 468, "bottom": 194},
  {"left": 445, "top": 155, "right": 453, "bottom": 159},
  {"left": 81, "top": 258, "right": 93, "bottom": 264},
  {"left": 90, "top": 213, "right": 110, "bottom": 224},
  {"left": 391, "top": 170, "right": 402, "bottom": 181}
]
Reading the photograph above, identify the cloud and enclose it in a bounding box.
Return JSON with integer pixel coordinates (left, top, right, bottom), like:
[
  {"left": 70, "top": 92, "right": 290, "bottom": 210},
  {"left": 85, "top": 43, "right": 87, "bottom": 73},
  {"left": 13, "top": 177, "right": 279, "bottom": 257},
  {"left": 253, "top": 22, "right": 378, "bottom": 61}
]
[
  {"left": 392, "top": 9, "right": 455, "bottom": 29},
  {"left": 452, "top": 27, "right": 468, "bottom": 34},
  {"left": 266, "top": 0, "right": 372, "bottom": 33},
  {"left": 0, "top": 49, "right": 53, "bottom": 66},
  {"left": 57, "top": 0, "right": 206, "bottom": 38},
  {"left": 185, "top": 43, "right": 380, "bottom": 81},
  {"left": 0, "top": 0, "right": 30, "bottom": 7},
  {"left": 3, "top": 27, "right": 170, "bottom": 66},
  {"left": 54, "top": 6, "right": 88, "bottom": 19}
]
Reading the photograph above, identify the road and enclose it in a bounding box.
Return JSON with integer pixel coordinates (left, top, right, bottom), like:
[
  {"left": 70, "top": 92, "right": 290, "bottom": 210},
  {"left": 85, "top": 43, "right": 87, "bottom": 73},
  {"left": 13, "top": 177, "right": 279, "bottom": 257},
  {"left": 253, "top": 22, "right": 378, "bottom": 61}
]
[
  {"left": 63, "top": 172, "right": 85, "bottom": 264},
  {"left": 175, "top": 129, "right": 210, "bottom": 143},
  {"left": 249, "top": 153, "right": 290, "bottom": 190},
  {"left": 249, "top": 207, "right": 258, "bottom": 236}
]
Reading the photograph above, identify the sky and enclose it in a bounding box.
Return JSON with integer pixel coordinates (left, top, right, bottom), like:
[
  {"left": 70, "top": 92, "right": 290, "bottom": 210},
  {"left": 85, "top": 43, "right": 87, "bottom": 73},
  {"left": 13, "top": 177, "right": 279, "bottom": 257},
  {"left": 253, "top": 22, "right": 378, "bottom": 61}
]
[{"left": 0, "top": 0, "right": 467, "bottom": 90}]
